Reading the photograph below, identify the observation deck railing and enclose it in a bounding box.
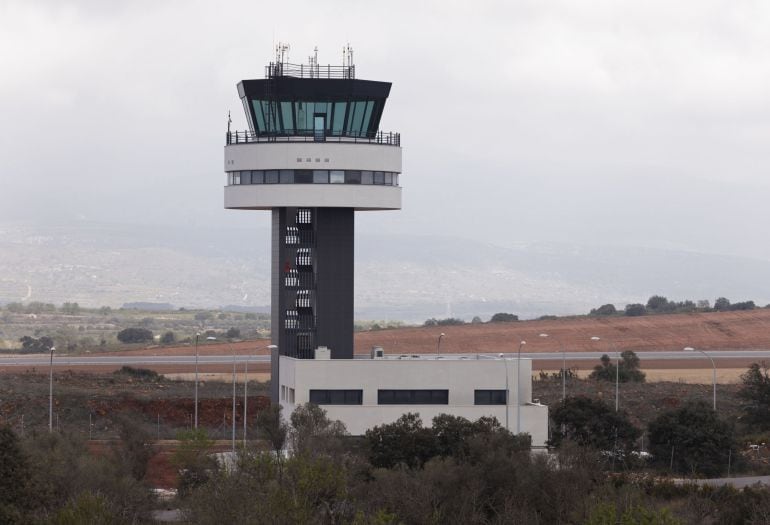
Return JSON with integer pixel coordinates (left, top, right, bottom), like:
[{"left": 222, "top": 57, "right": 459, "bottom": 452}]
[
  {"left": 266, "top": 62, "right": 355, "bottom": 79},
  {"left": 226, "top": 129, "right": 400, "bottom": 147}
]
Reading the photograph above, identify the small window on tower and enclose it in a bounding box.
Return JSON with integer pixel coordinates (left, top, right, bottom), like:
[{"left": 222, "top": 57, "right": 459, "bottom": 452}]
[{"left": 329, "top": 170, "right": 344, "bottom": 184}]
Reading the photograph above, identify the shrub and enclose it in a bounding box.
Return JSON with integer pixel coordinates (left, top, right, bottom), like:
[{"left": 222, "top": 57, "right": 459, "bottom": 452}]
[
  {"left": 116, "top": 327, "right": 153, "bottom": 344},
  {"left": 225, "top": 327, "right": 241, "bottom": 339},
  {"left": 490, "top": 312, "right": 519, "bottom": 323},
  {"left": 160, "top": 331, "right": 176, "bottom": 344},
  {"left": 624, "top": 304, "right": 646, "bottom": 316},
  {"left": 590, "top": 304, "right": 617, "bottom": 316}
]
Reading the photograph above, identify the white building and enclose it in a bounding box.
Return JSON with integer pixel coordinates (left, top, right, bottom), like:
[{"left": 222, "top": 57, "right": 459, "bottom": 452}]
[{"left": 278, "top": 348, "right": 549, "bottom": 447}]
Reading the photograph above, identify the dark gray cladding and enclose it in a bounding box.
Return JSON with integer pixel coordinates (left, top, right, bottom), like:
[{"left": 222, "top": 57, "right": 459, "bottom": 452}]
[
  {"left": 315, "top": 208, "right": 354, "bottom": 359},
  {"left": 270, "top": 207, "right": 355, "bottom": 402}
]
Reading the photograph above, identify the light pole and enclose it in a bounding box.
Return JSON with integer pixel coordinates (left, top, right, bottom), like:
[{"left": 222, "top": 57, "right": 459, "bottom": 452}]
[
  {"left": 498, "top": 352, "right": 510, "bottom": 431},
  {"left": 684, "top": 346, "right": 716, "bottom": 410},
  {"left": 591, "top": 336, "right": 619, "bottom": 412},
  {"left": 232, "top": 348, "right": 237, "bottom": 453},
  {"left": 194, "top": 332, "right": 200, "bottom": 429},
  {"left": 540, "top": 333, "right": 566, "bottom": 402},
  {"left": 516, "top": 340, "right": 526, "bottom": 434},
  {"left": 436, "top": 333, "right": 445, "bottom": 355},
  {"left": 48, "top": 345, "right": 55, "bottom": 433}
]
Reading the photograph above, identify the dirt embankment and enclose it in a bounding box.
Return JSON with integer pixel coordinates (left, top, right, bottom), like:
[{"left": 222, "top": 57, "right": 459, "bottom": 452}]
[{"left": 353, "top": 310, "right": 770, "bottom": 355}]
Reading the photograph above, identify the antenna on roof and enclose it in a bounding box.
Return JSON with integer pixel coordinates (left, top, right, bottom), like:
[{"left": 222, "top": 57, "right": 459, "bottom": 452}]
[
  {"left": 275, "top": 42, "right": 290, "bottom": 65},
  {"left": 308, "top": 46, "right": 319, "bottom": 78},
  {"left": 343, "top": 44, "right": 354, "bottom": 78}
]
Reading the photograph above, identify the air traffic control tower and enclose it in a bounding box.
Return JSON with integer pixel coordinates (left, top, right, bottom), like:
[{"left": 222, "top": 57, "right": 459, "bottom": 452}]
[{"left": 224, "top": 48, "right": 402, "bottom": 401}]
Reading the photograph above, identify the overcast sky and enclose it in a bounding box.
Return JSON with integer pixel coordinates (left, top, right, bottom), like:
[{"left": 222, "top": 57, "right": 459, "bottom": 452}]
[{"left": 1, "top": 0, "right": 769, "bottom": 261}]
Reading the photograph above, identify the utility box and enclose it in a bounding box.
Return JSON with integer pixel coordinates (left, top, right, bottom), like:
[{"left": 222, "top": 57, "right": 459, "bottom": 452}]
[{"left": 371, "top": 346, "right": 385, "bottom": 359}]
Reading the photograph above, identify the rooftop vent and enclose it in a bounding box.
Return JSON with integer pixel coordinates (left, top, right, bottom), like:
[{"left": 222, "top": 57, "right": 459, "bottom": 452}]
[{"left": 371, "top": 346, "right": 385, "bottom": 359}]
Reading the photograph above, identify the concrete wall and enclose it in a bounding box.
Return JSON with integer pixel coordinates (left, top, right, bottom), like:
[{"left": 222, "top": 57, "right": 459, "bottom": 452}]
[
  {"left": 224, "top": 184, "right": 401, "bottom": 210},
  {"left": 278, "top": 356, "right": 549, "bottom": 447},
  {"left": 224, "top": 142, "right": 402, "bottom": 173}
]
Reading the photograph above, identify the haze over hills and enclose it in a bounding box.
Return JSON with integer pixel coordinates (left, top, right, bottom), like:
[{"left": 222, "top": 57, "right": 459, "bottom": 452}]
[{"left": 1, "top": 221, "right": 769, "bottom": 322}]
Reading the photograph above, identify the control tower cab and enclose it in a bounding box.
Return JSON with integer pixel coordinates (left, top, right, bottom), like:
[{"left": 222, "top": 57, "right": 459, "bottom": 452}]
[{"left": 224, "top": 47, "right": 402, "bottom": 401}]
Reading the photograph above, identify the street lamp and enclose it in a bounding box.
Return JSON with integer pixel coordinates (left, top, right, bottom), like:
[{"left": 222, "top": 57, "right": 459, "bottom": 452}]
[
  {"left": 684, "top": 346, "right": 716, "bottom": 410},
  {"left": 194, "top": 332, "right": 200, "bottom": 429},
  {"left": 540, "top": 333, "right": 566, "bottom": 402},
  {"left": 244, "top": 344, "right": 277, "bottom": 447},
  {"left": 436, "top": 333, "right": 445, "bottom": 355},
  {"left": 591, "top": 336, "right": 619, "bottom": 412},
  {"left": 498, "top": 352, "right": 510, "bottom": 431},
  {"left": 516, "top": 340, "right": 526, "bottom": 434},
  {"left": 48, "top": 345, "right": 55, "bottom": 433}
]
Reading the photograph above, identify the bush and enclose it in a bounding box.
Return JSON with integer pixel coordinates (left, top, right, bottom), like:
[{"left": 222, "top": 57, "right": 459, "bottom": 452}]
[
  {"left": 589, "top": 351, "right": 646, "bottom": 383},
  {"left": 423, "top": 318, "right": 465, "bottom": 327},
  {"left": 550, "top": 396, "right": 640, "bottom": 454},
  {"left": 116, "top": 327, "right": 153, "bottom": 344},
  {"left": 648, "top": 401, "right": 736, "bottom": 476},
  {"left": 738, "top": 362, "right": 770, "bottom": 430},
  {"left": 160, "top": 331, "right": 176, "bottom": 344},
  {"left": 624, "top": 304, "right": 646, "bottom": 316},
  {"left": 225, "top": 327, "right": 241, "bottom": 339},
  {"left": 114, "top": 366, "right": 161, "bottom": 381},
  {"left": 490, "top": 312, "right": 519, "bottom": 323},
  {"left": 18, "top": 335, "right": 54, "bottom": 353},
  {"left": 590, "top": 304, "right": 617, "bottom": 316}
]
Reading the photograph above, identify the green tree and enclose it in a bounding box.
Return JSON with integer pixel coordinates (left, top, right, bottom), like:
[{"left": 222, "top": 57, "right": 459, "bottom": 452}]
[
  {"left": 60, "top": 302, "right": 81, "bottom": 315},
  {"left": 256, "top": 404, "right": 289, "bottom": 457},
  {"left": 738, "top": 362, "right": 770, "bottom": 430},
  {"left": 18, "top": 335, "right": 54, "bottom": 353},
  {"left": 225, "top": 327, "right": 241, "bottom": 339},
  {"left": 648, "top": 401, "right": 736, "bottom": 476},
  {"left": 289, "top": 403, "right": 347, "bottom": 456},
  {"left": 0, "top": 426, "right": 33, "bottom": 523},
  {"left": 714, "top": 297, "right": 731, "bottom": 311},
  {"left": 624, "top": 303, "right": 647, "bottom": 316},
  {"left": 366, "top": 413, "right": 436, "bottom": 469},
  {"left": 590, "top": 350, "right": 646, "bottom": 382},
  {"left": 490, "top": 312, "right": 519, "bottom": 322},
  {"left": 646, "top": 295, "right": 671, "bottom": 311},
  {"left": 172, "top": 429, "right": 218, "bottom": 498},
  {"left": 160, "top": 331, "right": 176, "bottom": 344},
  {"left": 116, "top": 327, "right": 153, "bottom": 343},
  {"left": 590, "top": 304, "right": 617, "bottom": 316},
  {"left": 550, "top": 396, "right": 640, "bottom": 453}
]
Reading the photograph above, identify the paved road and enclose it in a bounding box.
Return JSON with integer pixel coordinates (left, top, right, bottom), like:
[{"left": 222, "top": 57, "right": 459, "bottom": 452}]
[
  {"left": 675, "top": 475, "right": 770, "bottom": 488},
  {"left": 2, "top": 350, "right": 770, "bottom": 367}
]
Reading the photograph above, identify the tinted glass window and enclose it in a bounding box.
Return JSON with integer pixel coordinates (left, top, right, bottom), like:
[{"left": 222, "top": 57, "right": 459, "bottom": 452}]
[
  {"left": 308, "top": 389, "right": 363, "bottom": 405},
  {"left": 374, "top": 172, "right": 384, "bottom": 185},
  {"left": 350, "top": 101, "right": 366, "bottom": 136},
  {"left": 295, "top": 170, "right": 312, "bottom": 184},
  {"left": 265, "top": 170, "right": 279, "bottom": 184},
  {"left": 361, "top": 171, "right": 373, "bottom": 185},
  {"left": 361, "top": 101, "right": 374, "bottom": 136},
  {"left": 474, "top": 390, "right": 507, "bottom": 405},
  {"left": 345, "top": 171, "right": 361, "bottom": 184},
  {"left": 280, "top": 102, "right": 294, "bottom": 133},
  {"left": 313, "top": 170, "right": 328, "bottom": 184},
  {"left": 384, "top": 173, "right": 392, "bottom": 185},
  {"left": 332, "top": 102, "right": 347, "bottom": 135},
  {"left": 252, "top": 100, "right": 266, "bottom": 132},
  {"left": 240, "top": 171, "right": 251, "bottom": 184},
  {"left": 378, "top": 390, "right": 449, "bottom": 405},
  {"left": 280, "top": 170, "right": 294, "bottom": 184},
  {"left": 252, "top": 171, "right": 264, "bottom": 184},
  {"left": 329, "top": 170, "right": 344, "bottom": 184}
]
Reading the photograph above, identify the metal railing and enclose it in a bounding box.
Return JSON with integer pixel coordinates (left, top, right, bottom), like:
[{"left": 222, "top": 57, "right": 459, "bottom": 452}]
[
  {"left": 226, "top": 129, "right": 400, "bottom": 147},
  {"left": 266, "top": 62, "right": 355, "bottom": 79}
]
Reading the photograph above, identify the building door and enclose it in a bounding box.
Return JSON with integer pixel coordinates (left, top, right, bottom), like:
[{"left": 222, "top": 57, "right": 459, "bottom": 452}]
[{"left": 314, "top": 115, "right": 325, "bottom": 142}]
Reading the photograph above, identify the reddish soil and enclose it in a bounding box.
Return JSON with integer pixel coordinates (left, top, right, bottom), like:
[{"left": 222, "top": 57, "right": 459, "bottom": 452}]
[{"left": 352, "top": 310, "right": 770, "bottom": 355}]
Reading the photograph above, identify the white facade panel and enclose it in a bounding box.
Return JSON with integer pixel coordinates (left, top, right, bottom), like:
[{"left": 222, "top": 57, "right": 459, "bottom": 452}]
[
  {"left": 278, "top": 356, "right": 549, "bottom": 447},
  {"left": 224, "top": 142, "right": 402, "bottom": 173},
  {"left": 224, "top": 184, "right": 401, "bottom": 210}
]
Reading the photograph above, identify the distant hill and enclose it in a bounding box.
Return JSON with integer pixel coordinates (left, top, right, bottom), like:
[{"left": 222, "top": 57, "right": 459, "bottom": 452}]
[{"left": 1, "top": 221, "right": 769, "bottom": 321}]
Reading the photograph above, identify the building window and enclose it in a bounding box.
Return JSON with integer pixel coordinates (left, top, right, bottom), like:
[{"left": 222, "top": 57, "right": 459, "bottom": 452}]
[
  {"left": 329, "top": 170, "right": 345, "bottom": 184},
  {"left": 313, "top": 170, "right": 328, "bottom": 183},
  {"left": 361, "top": 171, "right": 373, "bottom": 185},
  {"left": 474, "top": 390, "right": 507, "bottom": 405},
  {"left": 377, "top": 390, "right": 448, "bottom": 405},
  {"left": 289, "top": 388, "right": 295, "bottom": 403},
  {"left": 265, "top": 170, "right": 279, "bottom": 184},
  {"left": 309, "top": 389, "right": 363, "bottom": 405},
  {"left": 252, "top": 170, "right": 264, "bottom": 184}
]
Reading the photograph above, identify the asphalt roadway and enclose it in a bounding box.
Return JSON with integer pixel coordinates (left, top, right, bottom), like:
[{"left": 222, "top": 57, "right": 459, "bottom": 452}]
[{"left": 2, "top": 350, "right": 770, "bottom": 368}]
